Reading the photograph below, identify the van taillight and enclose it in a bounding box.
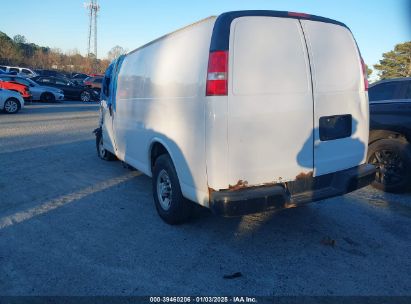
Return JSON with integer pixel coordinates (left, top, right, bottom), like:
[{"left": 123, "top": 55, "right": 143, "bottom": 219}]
[
  {"left": 206, "top": 50, "right": 228, "bottom": 96},
  {"left": 360, "top": 57, "right": 369, "bottom": 91}
]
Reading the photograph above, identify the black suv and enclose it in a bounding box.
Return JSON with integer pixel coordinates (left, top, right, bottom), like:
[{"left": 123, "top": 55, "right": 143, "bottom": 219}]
[{"left": 368, "top": 77, "right": 411, "bottom": 192}]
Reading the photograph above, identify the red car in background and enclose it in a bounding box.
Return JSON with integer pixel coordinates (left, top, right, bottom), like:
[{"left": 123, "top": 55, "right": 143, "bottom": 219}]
[{"left": 0, "top": 80, "right": 31, "bottom": 101}]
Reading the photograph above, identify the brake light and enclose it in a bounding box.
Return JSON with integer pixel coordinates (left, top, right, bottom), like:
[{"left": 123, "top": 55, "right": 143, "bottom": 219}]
[
  {"left": 206, "top": 50, "right": 228, "bottom": 96},
  {"left": 288, "top": 12, "right": 311, "bottom": 18},
  {"left": 360, "top": 57, "right": 369, "bottom": 91}
]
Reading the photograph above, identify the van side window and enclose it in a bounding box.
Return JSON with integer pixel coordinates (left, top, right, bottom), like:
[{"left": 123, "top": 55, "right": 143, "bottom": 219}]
[
  {"left": 9, "top": 68, "right": 19, "bottom": 73},
  {"left": 22, "top": 69, "right": 31, "bottom": 75}
]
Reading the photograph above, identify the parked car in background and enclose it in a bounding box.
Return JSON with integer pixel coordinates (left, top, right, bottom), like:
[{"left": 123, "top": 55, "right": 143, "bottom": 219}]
[
  {"left": 0, "top": 88, "right": 25, "bottom": 114},
  {"left": 84, "top": 76, "right": 103, "bottom": 90},
  {"left": 0, "top": 70, "right": 18, "bottom": 76},
  {"left": 89, "top": 74, "right": 103, "bottom": 78},
  {"left": 0, "top": 80, "right": 31, "bottom": 101},
  {"left": 34, "top": 69, "right": 67, "bottom": 78},
  {"left": 367, "top": 77, "right": 411, "bottom": 192},
  {"left": 0, "top": 75, "right": 64, "bottom": 102},
  {"left": 0, "top": 66, "right": 37, "bottom": 78},
  {"left": 69, "top": 73, "right": 89, "bottom": 85},
  {"left": 32, "top": 76, "right": 99, "bottom": 102}
]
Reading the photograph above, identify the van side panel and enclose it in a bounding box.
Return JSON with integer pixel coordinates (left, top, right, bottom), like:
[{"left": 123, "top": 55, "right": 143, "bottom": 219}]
[
  {"left": 220, "top": 16, "right": 314, "bottom": 189},
  {"left": 115, "top": 18, "right": 216, "bottom": 206},
  {"left": 301, "top": 20, "right": 369, "bottom": 176}
]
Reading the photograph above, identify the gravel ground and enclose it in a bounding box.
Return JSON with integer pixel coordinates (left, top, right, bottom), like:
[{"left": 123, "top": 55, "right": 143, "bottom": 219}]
[{"left": 0, "top": 102, "right": 410, "bottom": 296}]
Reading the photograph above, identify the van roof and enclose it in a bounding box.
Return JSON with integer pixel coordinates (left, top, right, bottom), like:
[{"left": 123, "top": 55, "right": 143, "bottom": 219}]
[
  {"left": 127, "top": 10, "right": 349, "bottom": 56},
  {"left": 127, "top": 16, "right": 217, "bottom": 56},
  {"left": 210, "top": 10, "right": 349, "bottom": 51}
]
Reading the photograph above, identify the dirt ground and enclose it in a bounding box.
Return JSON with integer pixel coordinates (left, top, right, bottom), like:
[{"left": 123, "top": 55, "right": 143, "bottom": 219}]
[{"left": 0, "top": 102, "right": 410, "bottom": 296}]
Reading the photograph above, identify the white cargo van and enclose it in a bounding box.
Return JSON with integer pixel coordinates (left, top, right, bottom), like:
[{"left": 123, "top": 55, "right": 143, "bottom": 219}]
[{"left": 96, "top": 10, "right": 375, "bottom": 224}]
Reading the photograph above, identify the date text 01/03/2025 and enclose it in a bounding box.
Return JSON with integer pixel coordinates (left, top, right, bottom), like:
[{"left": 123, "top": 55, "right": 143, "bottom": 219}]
[{"left": 149, "top": 296, "right": 257, "bottom": 303}]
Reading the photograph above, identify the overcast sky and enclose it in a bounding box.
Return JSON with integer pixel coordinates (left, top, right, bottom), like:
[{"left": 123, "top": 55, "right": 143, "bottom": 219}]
[{"left": 1, "top": 0, "right": 410, "bottom": 78}]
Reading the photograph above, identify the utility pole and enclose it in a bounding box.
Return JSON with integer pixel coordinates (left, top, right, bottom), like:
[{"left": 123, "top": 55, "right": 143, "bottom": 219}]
[{"left": 84, "top": 0, "right": 100, "bottom": 72}]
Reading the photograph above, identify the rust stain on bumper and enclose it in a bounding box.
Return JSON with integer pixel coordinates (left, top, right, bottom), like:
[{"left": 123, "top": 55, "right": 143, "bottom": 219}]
[
  {"left": 228, "top": 180, "right": 249, "bottom": 191},
  {"left": 210, "top": 179, "right": 283, "bottom": 194},
  {"left": 295, "top": 171, "right": 313, "bottom": 180}
]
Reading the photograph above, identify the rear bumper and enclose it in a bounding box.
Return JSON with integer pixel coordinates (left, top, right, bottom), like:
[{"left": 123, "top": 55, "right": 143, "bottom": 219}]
[{"left": 209, "top": 164, "right": 376, "bottom": 216}]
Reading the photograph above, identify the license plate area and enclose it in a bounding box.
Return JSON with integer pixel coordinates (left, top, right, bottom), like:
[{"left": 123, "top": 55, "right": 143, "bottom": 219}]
[{"left": 319, "top": 114, "right": 352, "bottom": 141}]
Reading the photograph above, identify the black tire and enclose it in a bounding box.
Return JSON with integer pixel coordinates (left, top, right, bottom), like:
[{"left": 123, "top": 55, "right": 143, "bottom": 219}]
[
  {"left": 367, "top": 139, "right": 411, "bottom": 193},
  {"left": 40, "top": 92, "right": 55, "bottom": 103},
  {"left": 152, "top": 154, "right": 192, "bottom": 224},
  {"left": 80, "top": 91, "right": 91, "bottom": 102},
  {"left": 3, "top": 98, "right": 20, "bottom": 114},
  {"left": 95, "top": 129, "right": 116, "bottom": 161}
]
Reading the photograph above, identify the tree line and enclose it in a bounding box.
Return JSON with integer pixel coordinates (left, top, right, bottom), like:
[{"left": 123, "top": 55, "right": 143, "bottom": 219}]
[
  {"left": 0, "top": 32, "right": 113, "bottom": 74},
  {"left": 365, "top": 41, "right": 411, "bottom": 80},
  {"left": 0, "top": 30, "right": 410, "bottom": 80}
]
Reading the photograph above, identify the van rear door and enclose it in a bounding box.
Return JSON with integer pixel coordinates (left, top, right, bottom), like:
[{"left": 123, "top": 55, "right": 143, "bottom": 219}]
[
  {"left": 301, "top": 20, "right": 368, "bottom": 176},
  {"left": 227, "top": 16, "right": 314, "bottom": 186}
]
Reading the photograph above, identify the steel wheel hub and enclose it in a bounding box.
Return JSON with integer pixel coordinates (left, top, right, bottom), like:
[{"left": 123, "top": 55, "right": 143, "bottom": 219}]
[{"left": 156, "top": 169, "right": 172, "bottom": 210}]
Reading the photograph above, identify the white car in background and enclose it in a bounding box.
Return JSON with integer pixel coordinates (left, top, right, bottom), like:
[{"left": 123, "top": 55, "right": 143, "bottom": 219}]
[
  {"left": 0, "top": 65, "right": 37, "bottom": 78},
  {"left": 0, "top": 88, "right": 25, "bottom": 114},
  {"left": 0, "top": 75, "right": 64, "bottom": 102}
]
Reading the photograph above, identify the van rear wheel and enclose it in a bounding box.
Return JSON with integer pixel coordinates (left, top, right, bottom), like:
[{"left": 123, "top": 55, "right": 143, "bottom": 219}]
[{"left": 152, "top": 154, "right": 191, "bottom": 224}]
